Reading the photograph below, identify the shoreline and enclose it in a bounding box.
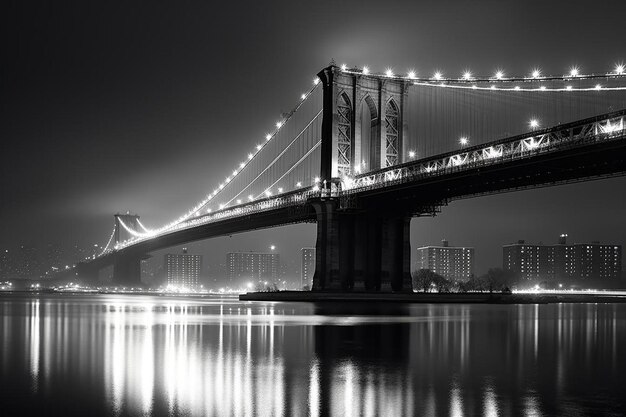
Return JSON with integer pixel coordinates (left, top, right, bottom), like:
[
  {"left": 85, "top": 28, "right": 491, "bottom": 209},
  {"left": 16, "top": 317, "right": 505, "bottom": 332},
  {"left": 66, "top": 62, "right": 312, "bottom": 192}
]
[{"left": 239, "top": 291, "right": 626, "bottom": 304}]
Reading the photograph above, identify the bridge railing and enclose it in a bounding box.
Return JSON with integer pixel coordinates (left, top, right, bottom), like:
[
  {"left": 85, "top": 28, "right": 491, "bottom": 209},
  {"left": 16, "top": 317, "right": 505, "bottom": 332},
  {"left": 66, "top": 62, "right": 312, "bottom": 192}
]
[{"left": 342, "top": 111, "right": 626, "bottom": 194}]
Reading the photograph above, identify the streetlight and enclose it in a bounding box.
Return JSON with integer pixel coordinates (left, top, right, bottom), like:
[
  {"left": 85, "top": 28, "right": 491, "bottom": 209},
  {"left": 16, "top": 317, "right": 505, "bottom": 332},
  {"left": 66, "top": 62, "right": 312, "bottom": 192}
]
[
  {"left": 270, "top": 245, "right": 276, "bottom": 251},
  {"left": 529, "top": 119, "right": 540, "bottom": 129},
  {"left": 459, "top": 137, "right": 469, "bottom": 146},
  {"left": 408, "top": 150, "right": 416, "bottom": 159}
]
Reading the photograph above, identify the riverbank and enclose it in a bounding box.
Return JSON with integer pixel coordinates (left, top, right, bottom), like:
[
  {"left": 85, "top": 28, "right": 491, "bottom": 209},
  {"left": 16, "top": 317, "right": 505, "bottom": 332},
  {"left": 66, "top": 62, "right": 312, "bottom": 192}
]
[{"left": 239, "top": 291, "right": 626, "bottom": 304}]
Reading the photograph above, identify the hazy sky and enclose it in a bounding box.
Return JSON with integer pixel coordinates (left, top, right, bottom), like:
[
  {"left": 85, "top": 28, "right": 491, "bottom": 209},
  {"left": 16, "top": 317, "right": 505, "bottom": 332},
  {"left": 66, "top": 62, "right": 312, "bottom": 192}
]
[{"left": 2, "top": 0, "right": 625, "bottom": 274}]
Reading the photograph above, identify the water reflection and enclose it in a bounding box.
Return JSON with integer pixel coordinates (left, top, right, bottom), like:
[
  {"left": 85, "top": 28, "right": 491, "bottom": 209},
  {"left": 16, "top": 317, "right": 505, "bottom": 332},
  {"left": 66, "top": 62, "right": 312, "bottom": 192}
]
[{"left": 0, "top": 295, "right": 625, "bottom": 416}]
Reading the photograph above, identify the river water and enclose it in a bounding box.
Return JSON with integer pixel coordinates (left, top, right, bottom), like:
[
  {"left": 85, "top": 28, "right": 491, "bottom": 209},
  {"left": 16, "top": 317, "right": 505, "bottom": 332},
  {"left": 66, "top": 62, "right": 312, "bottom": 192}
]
[{"left": 0, "top": 293, "right": 625, "bottom": 416}]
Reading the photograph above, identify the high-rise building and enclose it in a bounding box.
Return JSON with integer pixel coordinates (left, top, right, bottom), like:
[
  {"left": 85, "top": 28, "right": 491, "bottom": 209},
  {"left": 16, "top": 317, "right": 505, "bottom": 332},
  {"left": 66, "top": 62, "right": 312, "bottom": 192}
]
[
  {"left": 164, "top": 248, "right": 202, "bottom": 290},
  {"left": 416, "top": 240, "right": 474, "bottom": 281},
  {"left": 301, "top": 247, "right": 315, "bottom": 290},
  {"left": 226, "top": 251, "right": 279, "bottom": 287},
  {"left": 503, "top": 235, "right": 621, "bottom": 282}
]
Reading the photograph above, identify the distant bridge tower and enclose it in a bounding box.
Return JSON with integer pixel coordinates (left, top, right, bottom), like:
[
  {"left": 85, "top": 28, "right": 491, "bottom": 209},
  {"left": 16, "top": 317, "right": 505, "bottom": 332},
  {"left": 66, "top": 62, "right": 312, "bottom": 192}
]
[
  {"left": 112, "top": 212, "right": 143, "bottom": 286},
  {"left": 114, "top": 212, "right": 141, "bottom": 245},
  {"left": 317, "top": 65, "right": 409, "bottom": 180}
]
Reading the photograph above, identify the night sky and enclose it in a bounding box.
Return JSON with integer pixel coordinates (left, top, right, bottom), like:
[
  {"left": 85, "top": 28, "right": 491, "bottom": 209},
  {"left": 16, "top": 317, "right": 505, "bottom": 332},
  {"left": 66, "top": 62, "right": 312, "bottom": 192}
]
[{"left": 2, "top": 0, "right": 625, "bottom": 275}]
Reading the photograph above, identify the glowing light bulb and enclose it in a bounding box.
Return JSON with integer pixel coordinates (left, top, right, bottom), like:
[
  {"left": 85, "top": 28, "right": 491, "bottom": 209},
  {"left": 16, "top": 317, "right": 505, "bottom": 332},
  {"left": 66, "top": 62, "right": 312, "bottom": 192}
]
[
  {"left": 248, "top": 195, "right": 254, "bottom": 201},
  {"left": 529, "top": 119, "right": 540, "bottom": 129},
  {"left": 472, "top": 85, "right": 477, "bottom": 89},
  {"left": 463, "top": 71, "right": 472, "bottom": 80},
  {"left": 278, "top": 187, "right": 283, "bottom": 193},
  {"left": 340, "top": 64, "right": 347, "bottom": 71},
  {"left": 362, "top": 66, "right": 369, "bottom": 75},
  {"left": 236, "top": 199, "right": 242, "bottom": 204},
  {"left": 495, "top": 70, "right": 504, "bottom": 79},
  {"left": 615, "top": 64, "right": 625, "bottom": 75},
  {"left": 408, "top": 150, "right": 416, "bottom": 158},
  {"left": 266, "top": 133, "right": 272, "bottom": 140},
  {"left": 225, "top": 177, "right": 231, "bottom": 183},
  {"left": 490, "top": 85, "right": 496, "bottom": 90},
  {"left": 248, "top": 153, "right": 253, "bottom": 159},
  {"left": 313, "top": 77, "right": 320, "bottom": 85},
  {"left": 407, "top": 70, "right": 416, "bottom": 79},
  {"left": 239, "top": 162, "right": 245, "bottom": 169},
  {"left": 459, "top": 137, "right": 469, "bottom": 146},
  {"left": 256, "top": 144, "right": 262, "bottom": 150},
  {"left": 514, "top": 86, "right": 521, "bottom": 90},
  {"left": 232, "top": 170, "right": 238, "bottom": 176},
  {"left": 314, "top": 177, "right": 320, "bottom": 183},
  {"left": 433, "top": 71, "right": 442, "bottom": 80},
  {"left": 595, "top": 84, "right": 602, "bottom": 90},
  {"left": 301, "top": 93, "right": 307, "bottom": 100},
  {"left": 296, "top": 182, "right": 302, "bottom": 187},
  {"left": 540, "top": 86, "right": 546, "bottom": 91},
  {"left": 385, "top": 68, "right": 394, "bottom": 77},
  {"left": 265, "top": 190, "right": 272, "bottom": 197},
  {"left": 531, "top": 69, "right": 541, "bottom": 78},
  {"left": 569, "top": 66, "right": 579, "bottom": 77},
  {"left": 566, "top": 85, "right": 573, "bottom": 90},
  {"left": 276, "top": 121, "right": 283, "bottom": 128},
  {"left": 219, "top": 184, "right": 224, "bottom": 189}
]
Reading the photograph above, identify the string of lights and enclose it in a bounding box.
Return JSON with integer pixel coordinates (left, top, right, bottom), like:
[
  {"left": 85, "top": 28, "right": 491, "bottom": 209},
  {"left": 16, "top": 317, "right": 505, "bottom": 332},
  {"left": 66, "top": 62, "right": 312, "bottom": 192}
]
[
  {"left": 339, "top": 63, "right": 626, "bottom": 86},
  {"left": 254, "top": 141, "right": 322, "bottom": 200},
  {"left": 134, "top": 78, "right": 322, "bottom": 237},
  {"left": 222, "top": 109, "right": 323, "bottom": 207},
  {"left": 98, "top": 226, "right": 116, "bottom": 256}
]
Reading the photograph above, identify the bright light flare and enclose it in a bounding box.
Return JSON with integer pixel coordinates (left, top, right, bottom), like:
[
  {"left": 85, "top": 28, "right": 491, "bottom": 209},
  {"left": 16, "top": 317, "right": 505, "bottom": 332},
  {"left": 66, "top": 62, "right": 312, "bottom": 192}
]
[
  {"left": 276, "top": 121, "right": 283, "bottom": 128},
  {"left": 408, "top": 150, "right": 416, "bottom": 158},
  {"left": 529, "top": 119, "right": 540, "bottom": 129},
  {"left": 495, "top": 70, "right": 504, "bottom": 79},
  {"left": 462, "top": 71, "right": 472, "bottom": 80},
  {"left": 615, "top": 64, "right": 625, "bottom": 75},
  {"left": 313, "top": 77, "right": 320, "bottom": 85},
  {"left": 301, "top": 93, "right": 307, "bottom": 100},
  {"left": 569, "top": 66, "right": 580, "bottom": 77},
  {"left": 531, "top": 68, "right": 541, "bottom": 78},
  {"left": 340, "top": 64, "right": 347, "bottom": 71},
  {"left": 385, "top": 68, "right": 394, "bottom": 77},
  {"left": 266, "top": 133, "right": 272, "bottom": 140},
  {"left": 433, "top": 71, "right": 443, "bottom": 80},
  {"left": 459, "top": 137, "right": 469, "bottom": 146},
  {"left": 362, "top": 66, "right": 369, "bottom": 75},
  {"left": 407, "top": 70, "right": 416, "bottom": 79}
]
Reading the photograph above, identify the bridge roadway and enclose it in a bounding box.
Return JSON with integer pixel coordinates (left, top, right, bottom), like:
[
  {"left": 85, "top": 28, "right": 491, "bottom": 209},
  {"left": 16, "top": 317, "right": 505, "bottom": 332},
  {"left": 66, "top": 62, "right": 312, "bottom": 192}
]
[{"left": 77, "top": 109, "right": 626, "bottom": 289}]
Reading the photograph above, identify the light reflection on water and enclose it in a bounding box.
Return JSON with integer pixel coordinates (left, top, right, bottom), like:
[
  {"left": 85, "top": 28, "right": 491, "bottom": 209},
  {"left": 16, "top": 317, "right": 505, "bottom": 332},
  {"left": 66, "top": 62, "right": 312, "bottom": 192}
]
[{"left": 1, "top": 294, "right": 625, "bottom": 416}]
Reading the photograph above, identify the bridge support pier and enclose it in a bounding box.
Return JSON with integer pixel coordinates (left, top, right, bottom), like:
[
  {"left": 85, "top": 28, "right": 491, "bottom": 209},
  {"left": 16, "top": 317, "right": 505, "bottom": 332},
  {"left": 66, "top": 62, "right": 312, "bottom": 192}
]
[
  {"left": 311, "top": 198, "right": 412, "bottom": 292},
  {"left": 113, "top": 254, "right": 142, "bottom": 286}
]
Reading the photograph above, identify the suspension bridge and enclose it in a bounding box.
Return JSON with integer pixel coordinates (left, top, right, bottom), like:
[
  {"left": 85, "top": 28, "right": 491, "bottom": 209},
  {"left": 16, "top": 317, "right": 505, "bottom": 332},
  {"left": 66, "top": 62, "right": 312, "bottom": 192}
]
[{"left": 73, "top": 63, "right": 626, "bottom": 292}]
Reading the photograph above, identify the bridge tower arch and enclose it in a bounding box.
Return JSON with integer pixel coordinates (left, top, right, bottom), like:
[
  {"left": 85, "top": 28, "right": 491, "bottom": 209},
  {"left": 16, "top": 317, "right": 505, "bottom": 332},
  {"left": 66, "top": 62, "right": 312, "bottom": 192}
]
[{"left": 317, "top": 65, "right": 409, "bottom": 179}]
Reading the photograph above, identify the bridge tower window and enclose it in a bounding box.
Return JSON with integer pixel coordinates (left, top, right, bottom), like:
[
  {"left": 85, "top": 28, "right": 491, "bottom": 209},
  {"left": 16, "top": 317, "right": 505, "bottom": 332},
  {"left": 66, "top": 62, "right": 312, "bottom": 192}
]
[
  {"left": 337, "top": 92, "right": 352, "bottom": 176},
  {"left": 385, "top": 99, "right": 399, "bottom": 167}
]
